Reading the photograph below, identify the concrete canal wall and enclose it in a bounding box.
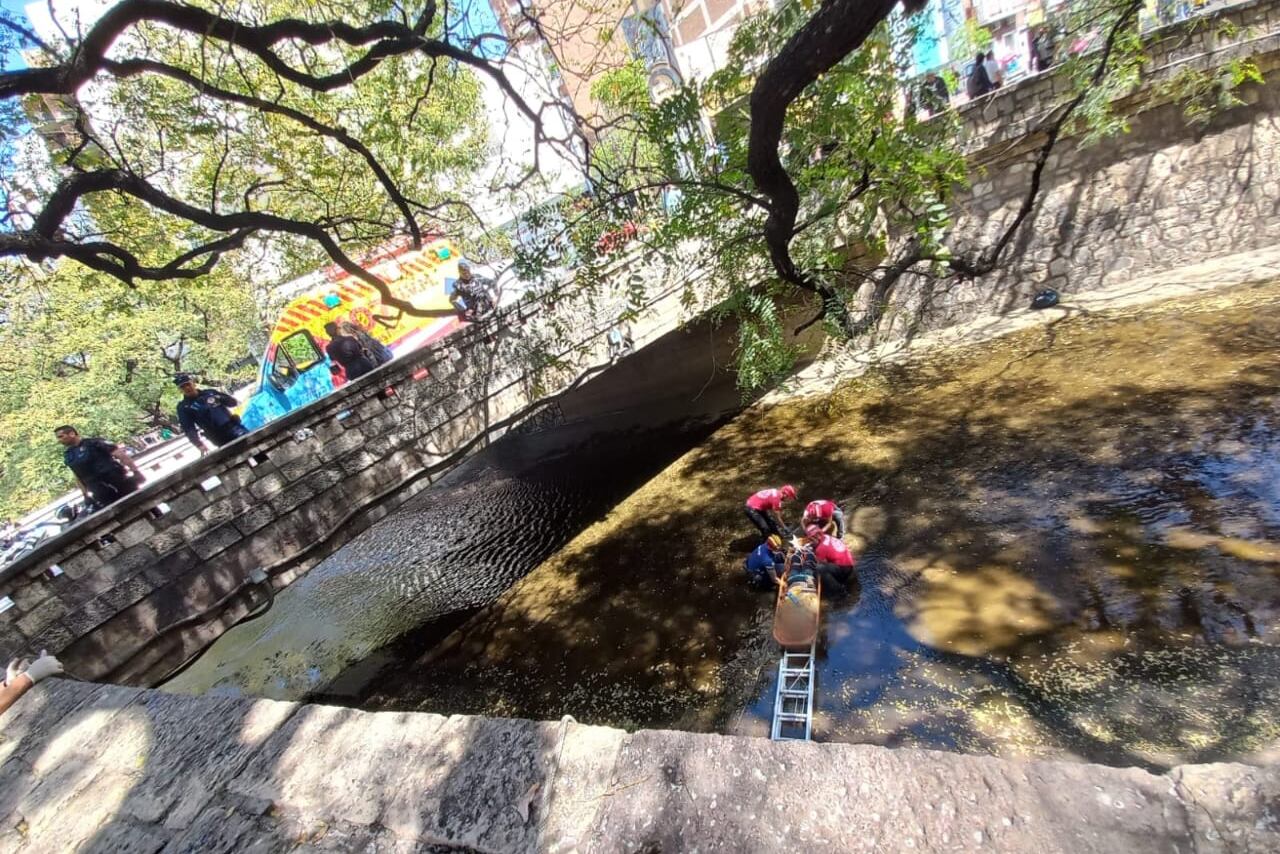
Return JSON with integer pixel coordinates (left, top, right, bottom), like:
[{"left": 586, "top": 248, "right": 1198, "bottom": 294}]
[
  {"left": 1, "top": 679, "right": 1276, "bottom": 852},
  {"left": 870, "top": 0, "right": 1280, "bottom": 337}
]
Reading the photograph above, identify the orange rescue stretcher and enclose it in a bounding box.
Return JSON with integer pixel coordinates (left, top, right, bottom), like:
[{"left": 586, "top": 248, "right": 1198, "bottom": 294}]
[{"left": 772, "top": 551, "right": 821, "bottom": 649}]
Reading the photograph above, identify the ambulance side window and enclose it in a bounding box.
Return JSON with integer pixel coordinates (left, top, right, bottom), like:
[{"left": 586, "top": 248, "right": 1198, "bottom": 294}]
[
  {"left": 268, "top": 351, "right": 298, "bottom": 392},
  {"left": 279, "top": 331, "right": 323, "bottom": 372},
  {"left": 268, "top": 332, "right": 321, "bottom": 391}
]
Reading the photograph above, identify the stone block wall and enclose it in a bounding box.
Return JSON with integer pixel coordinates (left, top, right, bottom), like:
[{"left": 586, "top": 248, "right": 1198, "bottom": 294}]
[
  {"left": 0, "top": 262, "right": 691, "bottom": 685},
  {"left": 872, "top": 0, "right": 1280, "bottom": 338}
]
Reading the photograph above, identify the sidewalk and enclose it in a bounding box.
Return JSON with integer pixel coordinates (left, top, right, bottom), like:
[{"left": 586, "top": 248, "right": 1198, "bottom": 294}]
[
  {"left": 768, "top": 244, "right": 1280, "bottom": 404},
  {"left": 1, "top": 679, "right": 1275, "bottom": 852}
]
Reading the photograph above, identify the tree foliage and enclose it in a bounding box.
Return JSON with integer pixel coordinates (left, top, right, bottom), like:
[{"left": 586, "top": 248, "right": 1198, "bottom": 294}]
[
  {"left": 0, "top": 0, "right": 499, "bottom": 516},
  {"left": 536, "top": 0, "right": 1243, "bottom": 384},
  {"left": 0, "top": 256, "right": 261, "bottom": 517}
]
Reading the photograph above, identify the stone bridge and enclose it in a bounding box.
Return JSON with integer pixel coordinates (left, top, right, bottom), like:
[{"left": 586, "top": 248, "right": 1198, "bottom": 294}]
[{"left": 0, "top": 254, "right": 759, "bottom": 685}]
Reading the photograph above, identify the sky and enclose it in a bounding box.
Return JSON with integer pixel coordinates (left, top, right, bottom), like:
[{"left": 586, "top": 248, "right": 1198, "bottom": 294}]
[
  {"left": 2, "top": 0, "right": 509, "bottom": 69},
  {"left": 1, "top": 0, "right": 31, "bottom": 71}
]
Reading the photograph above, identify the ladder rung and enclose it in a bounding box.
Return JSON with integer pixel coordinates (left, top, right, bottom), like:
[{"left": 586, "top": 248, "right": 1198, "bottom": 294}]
[{"left": 772, "top": 641, "right": 816, "bottom": 743}]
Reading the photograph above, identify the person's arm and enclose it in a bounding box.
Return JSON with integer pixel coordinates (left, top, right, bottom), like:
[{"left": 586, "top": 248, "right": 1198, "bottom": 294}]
[
  {"left": 770, "top": 505, "right": 787, "bottom": 531},
  {"left": 177, "top": 406, "right": 207, "bottom": 453},
  {"left": 0, "top": 653, "right": 62, "bottom": 717},
  {"left": 216, "top": 391, "right": 238, "bottom": 408},
  {"left": 110, "top": 447, "right": 144, "bottom": 481}
]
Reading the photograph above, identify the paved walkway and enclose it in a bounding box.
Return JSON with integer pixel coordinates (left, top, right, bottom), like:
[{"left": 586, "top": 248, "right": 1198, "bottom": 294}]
[
  {"left": 1, "top": 680, "right": 1276, "bottom": 852},
  {"left": 768, "top": 244, "right": 1280, "bottom": 404}
]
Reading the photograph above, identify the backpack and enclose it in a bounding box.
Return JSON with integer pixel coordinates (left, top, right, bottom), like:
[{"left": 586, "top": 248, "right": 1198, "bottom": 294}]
[
  {"left": 1030, "top": 288, "right": 1060, "bottom": 310},
  {"left": 966, "top": 63, "right": 991, "bottom": 98}
]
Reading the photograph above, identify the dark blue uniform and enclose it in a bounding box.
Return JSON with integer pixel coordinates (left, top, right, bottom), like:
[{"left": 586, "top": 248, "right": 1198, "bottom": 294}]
[
  {"left": 64, "top": 437, "right": 139, "bottom": 507},
  {"left": 177, "top": 388, "right": 249, "bottom": 449},
  {"left": 744, "top": 542, "right": 785, "bottom": 587}
]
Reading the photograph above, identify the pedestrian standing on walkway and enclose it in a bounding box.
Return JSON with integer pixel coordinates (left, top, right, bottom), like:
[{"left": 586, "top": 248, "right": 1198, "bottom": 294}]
[
  {"left": 449, "top": 261, "right": 495, "bottom": 321},
  {"left": 984, "top": 50, "right": 1004, "bottom": 89},
  {"left": 339, "top": 320, "right": 393, "bottom": 366},
  {"left": 919, "top": 70, "right": 951, "bottom": 116},
  {"left": 966, "top": 52, "right": 994, "bottom": 99},
  {"left": 175, "top": 374, "right": 249, "bottom": 454},
  {"left": 324, "top": 321, "right": 376, "bottom": 381},
  {"left": 1031, "top": 28, "right": 1056, "bottom": 72},
  {"left": 606, "top": 323, "right": 634, "bottom": 360},
  {"left": 55, "top": 425, "right": 145, "bottom": 509}
]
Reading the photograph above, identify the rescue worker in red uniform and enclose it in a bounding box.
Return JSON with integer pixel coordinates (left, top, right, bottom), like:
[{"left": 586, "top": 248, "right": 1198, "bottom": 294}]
[
  {"left": 805, "top": 524, "right": 857, "bottom": 595},
  {"left": 802, "top": 498, "right": 845, "bottom": 538},
  {"left": 745, "top": 484, "right": 797, "bottom": 538}
]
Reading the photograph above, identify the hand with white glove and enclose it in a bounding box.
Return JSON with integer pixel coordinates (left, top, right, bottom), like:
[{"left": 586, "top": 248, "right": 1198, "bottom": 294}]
[
  {"left": 5, "top": 657, "right": 27, "bottom": 687},
  {"left": 22, "top": 651, "right": 63, "bottom": 684}
]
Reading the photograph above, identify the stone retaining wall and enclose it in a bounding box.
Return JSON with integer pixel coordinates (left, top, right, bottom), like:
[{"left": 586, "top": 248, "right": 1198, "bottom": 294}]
[
  {"left": 874, "top": 0, "right": 1280, "bottom": 337},
  {"left": 2, "top": 679, "right": 1276, "bottom": 852},
  {"left": 0, "top": 264, "right": 698, "bottom": 684}
]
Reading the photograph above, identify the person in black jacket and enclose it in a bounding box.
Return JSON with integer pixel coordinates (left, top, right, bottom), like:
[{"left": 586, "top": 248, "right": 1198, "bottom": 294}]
[
  {"left": 919, "top": 71, "right": 950, "bottom": 115},
  {"left": 175, "top": 374, "right": 249, "bottom": 453},
  {"left": 324, "top": 321, "right": 376, "bottom": 381},
  {"left": 56, "top": 425, "right": 145, "bottom": 508},
  {"left": 966, "top": 52, "right": 994, "bottom": 99},
  {"left": 339, "top": 320, "right": 393, "bottom": 366}
]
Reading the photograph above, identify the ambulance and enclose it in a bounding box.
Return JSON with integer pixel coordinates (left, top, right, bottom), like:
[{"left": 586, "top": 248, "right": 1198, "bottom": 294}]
[{"left": 240, "top": 236, "right": 466, "bottom": 430}]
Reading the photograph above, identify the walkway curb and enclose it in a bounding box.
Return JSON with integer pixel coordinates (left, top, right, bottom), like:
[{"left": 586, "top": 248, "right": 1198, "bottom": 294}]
[{"left": 1, "top": 680, "right": 1275, "bottom": 851}]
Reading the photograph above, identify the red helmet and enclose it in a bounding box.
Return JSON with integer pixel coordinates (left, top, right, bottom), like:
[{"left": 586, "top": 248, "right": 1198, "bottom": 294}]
[
  {"left": 780, "top": 484, "right": 797, "bottom": 500},
  {"left": 805, "top": 524, "right": 824, "bottom": 540}
]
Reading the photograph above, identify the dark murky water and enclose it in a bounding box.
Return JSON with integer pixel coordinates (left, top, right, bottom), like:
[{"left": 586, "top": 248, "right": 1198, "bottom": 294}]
[
  {"left": 173, "top": 280, "right": 1280, "bottom": 768},
  {"left": 728, "top": 286, "right": 1280, "bottom": 767},
  {"left": 163, "top": 422, "right": 725, "bottom": 700},
  {"left": 343, "top": 281, "right": 1280, "bottom": 768}
]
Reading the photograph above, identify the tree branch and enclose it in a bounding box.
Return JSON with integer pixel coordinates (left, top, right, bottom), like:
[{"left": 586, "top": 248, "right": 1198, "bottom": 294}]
[{"left": 745, "top": 0, "right": 901, "bottom": 293}]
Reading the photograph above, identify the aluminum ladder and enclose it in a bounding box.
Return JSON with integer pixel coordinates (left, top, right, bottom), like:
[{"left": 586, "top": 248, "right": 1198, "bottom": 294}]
[{"left": 770, "top": 641, "right": 816, "bottom": 741}]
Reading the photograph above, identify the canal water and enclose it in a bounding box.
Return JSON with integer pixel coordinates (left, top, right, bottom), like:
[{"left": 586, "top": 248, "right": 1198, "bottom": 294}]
[
  {"left": 172, "top": 278, "right": 1280, "bottom": 769},
  {"left": 163, "top": 421, "right": 728, "bottom": 701}
]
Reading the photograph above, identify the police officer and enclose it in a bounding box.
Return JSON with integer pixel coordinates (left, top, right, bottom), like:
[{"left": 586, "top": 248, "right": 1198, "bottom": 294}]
[
  {"left": 174, "top": 374, "right": 249, "bottom": 453},
  {"left": 55, "top": 425, "right": 145, "bottom": 509}
]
